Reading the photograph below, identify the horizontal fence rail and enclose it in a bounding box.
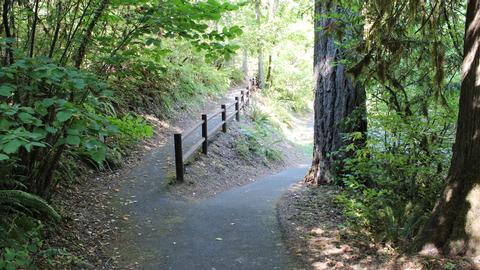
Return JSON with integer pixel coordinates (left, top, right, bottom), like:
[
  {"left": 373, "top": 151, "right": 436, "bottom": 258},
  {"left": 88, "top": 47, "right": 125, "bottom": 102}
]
[{"left": 173, "top": 84, "right": 256, "bottom": 182}]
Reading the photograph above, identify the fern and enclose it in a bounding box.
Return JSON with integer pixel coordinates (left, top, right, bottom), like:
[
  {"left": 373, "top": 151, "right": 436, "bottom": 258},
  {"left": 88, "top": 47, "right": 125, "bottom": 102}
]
[
  {"left": 0, "top": 179, "right": 28, "bottom": 190},
  {"left": 0, "top": 190, "right": 61, "bottom": 221}
]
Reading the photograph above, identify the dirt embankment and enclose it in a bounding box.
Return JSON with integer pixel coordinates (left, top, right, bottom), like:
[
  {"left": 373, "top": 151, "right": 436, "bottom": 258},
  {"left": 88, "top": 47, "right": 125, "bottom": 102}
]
[{"left": 276, "top": 184, "right": 478, "bottom": 270}]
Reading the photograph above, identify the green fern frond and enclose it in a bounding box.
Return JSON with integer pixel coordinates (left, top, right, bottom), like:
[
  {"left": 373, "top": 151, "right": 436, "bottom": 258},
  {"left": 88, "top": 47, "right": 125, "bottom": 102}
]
[
  {"left": 0, "top": 179, "right": 28, "bottom": 190},
  {"left": 0, "top": 190, "right": 61, "bottom": 221}
]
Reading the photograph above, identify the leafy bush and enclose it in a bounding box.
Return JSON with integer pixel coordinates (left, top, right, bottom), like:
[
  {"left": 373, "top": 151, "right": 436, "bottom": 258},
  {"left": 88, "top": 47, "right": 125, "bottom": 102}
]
[
  {"left": 0, "top": 57, "right": 119, "bottom": 196},
  {"left": 336, "top": 110, "right": 455, "bottom": 245},
  {"left": 0, "top": 217, "right": 79, "bottom": 270}
]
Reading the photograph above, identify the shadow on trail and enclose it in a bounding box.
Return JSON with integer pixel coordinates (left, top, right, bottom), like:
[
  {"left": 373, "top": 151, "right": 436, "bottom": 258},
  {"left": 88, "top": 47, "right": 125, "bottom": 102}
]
[
  {"left": 115, "top": 160, "right": 309, "bottom": 269},
  {"left": 111, "top": 89, "right": 313, "bottom": 269}
]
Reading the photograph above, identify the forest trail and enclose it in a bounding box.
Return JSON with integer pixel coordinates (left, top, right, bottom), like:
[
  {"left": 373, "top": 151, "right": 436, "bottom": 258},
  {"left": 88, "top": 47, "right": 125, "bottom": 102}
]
[
  {"left": 123, "top": 165, "right": 309, "bottom": 269},
  {"left": 110, "top": 86, "right": 313, "bottom": 269}
]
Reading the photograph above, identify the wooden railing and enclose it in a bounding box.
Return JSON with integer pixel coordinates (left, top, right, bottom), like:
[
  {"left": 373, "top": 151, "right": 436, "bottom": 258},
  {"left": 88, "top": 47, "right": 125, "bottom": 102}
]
[{"left": 174, "top": 85, "right": 254, "bottom": 182}]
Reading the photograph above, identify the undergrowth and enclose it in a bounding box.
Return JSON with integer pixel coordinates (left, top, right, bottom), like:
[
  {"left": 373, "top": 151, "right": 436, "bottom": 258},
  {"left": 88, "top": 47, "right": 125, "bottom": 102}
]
[
  {"left": 236, "top": 105, "right": 282, "bottom": 163},
  {"left": 335, "top": 107, "right": 456, "bottom": 247}
]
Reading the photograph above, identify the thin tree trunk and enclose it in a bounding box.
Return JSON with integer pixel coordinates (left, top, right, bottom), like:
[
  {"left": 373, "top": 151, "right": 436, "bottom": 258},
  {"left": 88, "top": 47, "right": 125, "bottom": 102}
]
[
  {"left": 305, "top": 0, "right": 367, "bottom": 185},
  {"left": 265, "top": 0, "right": 275, "bottom": 87},
  {"left": 242, "top": 48, "right": 248, "bottom": 78},
  {"left": 266, "top": 54, "right": 272, "bottom": 85},
  {"left": 417, "top": 0, "right": 480, "bottom": 258},
  {"left": 2, "top": 0, "right": 14, "bottom": 65},
  {"left": 29, "top": 0, "right": 39, "bottom": 58},
  {"left": 49, "top": 2, "right": 63, "bottom": 58},
  {"left": 255, "top": 1, "right": 265, "bottom": 88},
  {"left": 74, "top": 0, "right": 109, "bottom": 68}
]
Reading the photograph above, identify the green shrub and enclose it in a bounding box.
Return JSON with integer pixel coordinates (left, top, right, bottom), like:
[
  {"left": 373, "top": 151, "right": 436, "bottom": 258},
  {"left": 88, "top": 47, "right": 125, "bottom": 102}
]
[
  {"left": 336, "top": 111, "right": 455, "bottom": 245},
  {"left": 0, "top": 218, "right": 79, "bottom": 270},
  {"left": 228, "top": 68, "right": 245, "bottom": 85},
  {"left": 0, "top": 57, "right": 119, "bottom": 196},
  {"left": 108, "top": 114, "right": 153, "bottom": 146}
]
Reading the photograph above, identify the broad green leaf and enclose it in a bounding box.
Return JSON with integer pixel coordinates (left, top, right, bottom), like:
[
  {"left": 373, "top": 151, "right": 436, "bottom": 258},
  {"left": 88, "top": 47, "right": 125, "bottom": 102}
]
[
  {"left": 18, "top": 112, "right": 35, "bottom": 123},
  {"left": 0, "top": 84, "right": 14, "bottom": 97},
  {"left": 2, "top": 139, "right": 22, "bottom": 154},
  {"left": 0, "top": 153, "right": 9, "bottom": 160},
  {"left": 0, "top": 119, "right": 12, "bottom": 129},
  {"left": 42, "top": 98, "right": 55, "bottom": 107},
  {"left": 45, "top": 126, "right": 58, "bottom": 133},
  {"left": 65, "top": 135, "right": 81, "bottom": 145},
  {"left": 56, "top": 111, "right": 72, "bottom": 122},
  {"left": 90, "top": 148, "right": 106, "bottom": 164}
]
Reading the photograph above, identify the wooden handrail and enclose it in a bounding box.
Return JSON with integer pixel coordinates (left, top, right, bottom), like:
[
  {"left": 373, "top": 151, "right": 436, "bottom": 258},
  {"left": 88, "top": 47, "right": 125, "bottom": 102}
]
[
  {"left": 226, "top": 102, "right": 236, "bottom": 110},
  {"left": 226, "top": 112, "right": 236, "bottom": 122},
  {"left": 208, "top": 121, "right": 225, "bottom": 137},
  {"left": 173, "top": 82, "right": 257, "bottom": 182},
  {"left": 183, "top": 137, "right": 206, "bottom": 162},
  {"left": 207, "top": 109, "right": 224, "bottom": 121},
  {"left": 182, "top": 120, "right": 204, "bottom": 140}
]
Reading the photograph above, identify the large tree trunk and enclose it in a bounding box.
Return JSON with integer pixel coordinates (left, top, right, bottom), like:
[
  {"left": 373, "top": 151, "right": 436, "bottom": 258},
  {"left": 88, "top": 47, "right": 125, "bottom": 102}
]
[
  {"left": 305, "top": 0, "right": 366, "bottom": 185},
  {"left": 418, "top": 0, "right": 480, "bottom": 258}
]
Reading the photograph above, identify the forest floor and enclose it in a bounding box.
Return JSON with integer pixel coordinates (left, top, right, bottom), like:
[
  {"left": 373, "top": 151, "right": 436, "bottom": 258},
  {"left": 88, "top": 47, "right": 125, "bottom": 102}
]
[
  {"left": 46, "top": 83, "right": 313, "bottom": 269},
  {"left": 277, "top": 185, "right": 479, "bottom": 270}
]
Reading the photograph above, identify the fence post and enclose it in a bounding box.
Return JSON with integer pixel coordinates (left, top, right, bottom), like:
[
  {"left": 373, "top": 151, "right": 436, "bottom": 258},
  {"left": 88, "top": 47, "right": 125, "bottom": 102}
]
[
  {"left": 174, "top": 133, "right": 184, "bottom": 182},
  {"left": 221, "top": 104, "right": 227, "bottom": 132},
  {"left": 202, "top": 114, "right": 208, "bottom": 154},
  {"left": 246, "top": 90, "right": 250, "bottom": 107},
  {"left": 235, "top": 97, "right": 240, "bottom": 121},
  {"left": 241, "top": 90, "right": 245, "bottom": 107}
]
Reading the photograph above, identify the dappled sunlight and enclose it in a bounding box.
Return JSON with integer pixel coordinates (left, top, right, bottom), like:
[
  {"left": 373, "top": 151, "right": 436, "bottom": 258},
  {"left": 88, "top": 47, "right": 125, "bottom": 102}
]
[
  {"left": 465, "top": 184, "right": 480, "bottom": 256},
  {"left": 446, "top": 187, "right": 454, "bottom": 203},
  {"left": 462, "top": 41, "right": 479, "bottom": 81},
  {"left": 419, "top": 243, "right": 441, "bottom": 257},
  {"left": 463, "top": 9, "right": 480, "bottom": 83},
  {"left": 317, "top": 56, "right": 335, "bottom": 77},
  {"left": 251, "top": 93, "right": 313, "bottom": 150}
]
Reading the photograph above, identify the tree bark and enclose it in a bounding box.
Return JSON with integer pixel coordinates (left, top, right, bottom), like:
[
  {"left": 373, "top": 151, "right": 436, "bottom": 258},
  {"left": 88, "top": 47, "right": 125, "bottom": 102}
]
[
  {"left": 2, "top": 0, "right": 14, "bottom": 65},
  {"left": 266, "top": 54, "right": 272, "bottom": 85},
  {"left": 242, "top": 48, "right": 248, "bottom": 78},
  {"left": 305, "top": 0, "right": 366, "bottom": 185},
  {"left": 255, "top": 1, "right": 265, "bottom": 89},
  {"left": 29, "top": 0, "right": 39, "bottom": 58},
  {"left": 74, "top": 0, "right": 109, "bottom": 68},
  {"left": 418, "top": 0, "right": 480, "bottom": 258}
]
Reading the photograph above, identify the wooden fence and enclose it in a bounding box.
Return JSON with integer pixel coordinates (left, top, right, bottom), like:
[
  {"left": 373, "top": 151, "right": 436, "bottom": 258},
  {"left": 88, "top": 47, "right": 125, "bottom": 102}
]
[{"left": 174, "top": 80, "right": 256, "bottom": 182}]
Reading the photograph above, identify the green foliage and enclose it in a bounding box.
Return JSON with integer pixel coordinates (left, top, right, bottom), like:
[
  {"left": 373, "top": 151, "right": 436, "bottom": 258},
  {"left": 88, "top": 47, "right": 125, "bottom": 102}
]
[
  {"left": 0, "top": 57, "right": 117, "bottom": 196},
  {"left": 229, "top": 68, "right": 245, "bottom": 85},
  {"left": 0, "top": 218, "right": 79, "bottom": 270},
  {"left": 336, "top": 107, "right": 456, "bottom": 245},
  {"left": 108, "top": 114, "right": 154, "bottom": 146},
  {"left": 0, "top": 0, "right": 246, "bottom": 268},
  {"left": 109, "top": 39, "right": 234, "bottom": 117},
  {"left": 314, "top": 0, "right": 465, "bottom": 251},
  {"left": 236, "top": 108, "right": 282, "bottom": 163},
  {"left": 0, "top": 190, "right": 60, "bottom": 221}
]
